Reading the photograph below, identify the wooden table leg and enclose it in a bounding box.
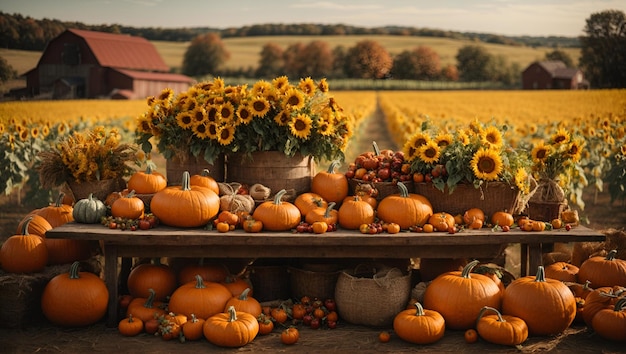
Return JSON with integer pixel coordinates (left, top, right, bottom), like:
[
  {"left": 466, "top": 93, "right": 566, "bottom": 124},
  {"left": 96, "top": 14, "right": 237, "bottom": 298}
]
[
  {"left": 520, "top": 243, "right": 528, "bottom": 277},
  {"left": 103, "top": 245, "right": 119, "bottom": 328},
  {"left": 527, "top": 243, "right": 543, "bottom": 276}
]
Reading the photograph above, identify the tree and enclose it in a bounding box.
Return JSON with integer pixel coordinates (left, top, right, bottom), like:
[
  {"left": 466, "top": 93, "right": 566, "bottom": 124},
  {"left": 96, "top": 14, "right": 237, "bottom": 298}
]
[
  {"left": 282, "top": 42, "right": 306, "bottom": 78},
  {"left": 298, "top": 41, "right": 334, "bottom": 78},
  {"left": 344, "top": 40, "right": 392, "bottom": 79},
  {"left": 331, "top": 46, "right": 347, "bottom": 78},
  {"left": 455, "top": 45, "right": 493, "bottom": 81},
  {"left": 182, "top": 32, "right": 230, "bottom": 77},
  {"left": 0, "top": 56, "right": 15, "bottom": 83},
  {"left": 544, "top": 49, "right": 575, "bottom": 67},
  {"left": 392, "top": 46, "right": 440, "bottom": 80},
  {"left": 256, "top": 42, "right": 284, "bottom": 78},
  {"left": 441, "top": 64, "right": 459, "bottom": 81},
  {"left": 579, "top": 10, "right": 626, "bottom": 88}
]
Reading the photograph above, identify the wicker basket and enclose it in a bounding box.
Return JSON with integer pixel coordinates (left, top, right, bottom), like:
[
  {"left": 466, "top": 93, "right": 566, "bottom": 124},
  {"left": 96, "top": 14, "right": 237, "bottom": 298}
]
[
  {"left": 248, "top": 265, "right": 290, "bottom": 302},
  {"left": 66, "top": 177, "right": 124, "bottom": 202},
  {"left": 166, "top": 153, "right": 225, "bottom": 186},
  {"left": 348, "top": 179, "right": 414, "bottom": 201},
  {"left": 288, "top": 266, "right": 340, "bottom": 300},
  {"left": 334, "top": 264, "right": 411, "bottom": 327},
  {"left": 413, "top": 181, "right": 523, "bottom": 217},
  {"left": 526, "top": 201, "right": 568, "bottom": 222}
]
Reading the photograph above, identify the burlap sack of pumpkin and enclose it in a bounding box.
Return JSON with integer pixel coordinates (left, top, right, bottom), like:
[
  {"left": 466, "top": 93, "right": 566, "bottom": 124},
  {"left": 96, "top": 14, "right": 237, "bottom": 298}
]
[{"left": 218, "top": 182, "right": 255, "bottom": 213}]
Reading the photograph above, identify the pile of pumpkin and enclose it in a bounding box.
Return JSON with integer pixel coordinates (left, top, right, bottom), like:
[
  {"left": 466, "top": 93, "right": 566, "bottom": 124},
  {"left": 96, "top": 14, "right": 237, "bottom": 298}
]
[{"left": 393, "top": 253, "right": 626, "bottom": 347}]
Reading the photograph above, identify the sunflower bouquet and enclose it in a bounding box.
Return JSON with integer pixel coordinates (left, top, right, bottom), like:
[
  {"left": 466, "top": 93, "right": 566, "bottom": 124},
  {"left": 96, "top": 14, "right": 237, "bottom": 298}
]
[
  {"left": 405, "top": 119, "right": 533, "bottom": 195},
  {"left": 135, "top": 76, "right": 354, "bottom": 164}
]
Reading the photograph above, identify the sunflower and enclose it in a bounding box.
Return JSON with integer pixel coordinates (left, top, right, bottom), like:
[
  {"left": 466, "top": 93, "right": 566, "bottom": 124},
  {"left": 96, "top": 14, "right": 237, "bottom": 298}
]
[
  {"left": 30, "top": 127, "right": 39, "bottom": 139},
  {"left": 19, "top": 128, "right": 29, "bottom": 141},
  {"left": 0, "top": 122, "right": 4, "bottom": 134},
  {"left": 550, "top": 128, "right": 570, "bottom": 145},
  {"left": 434, "top": 133, "right": 453, "bottom": 148},
  {"left": 251, "top": 80, "right": 272, "bottom": 96},
  {"left": 567, "top": 139, "right": 584, "bottom": 162},
  {"left": 514, "top": 167, "right": 531, "bottom": 194},
  {"left": 621, "top": 144, "right": 626, "bottom": 156},
  {"left": 482, "top": 126, "right": 503, "bottom": 148},
  {"left": 274, "top": 109, "right": 292, "bottom": 126},
  {"left": 217, "top": 125, "right": 235, "bottom": 146},
  {"left": 157, "top": 88, "right": 174, "bottom": 102},
  {"left": 317, "top": 120, "right": 334, "bottom": 136},
  {"left": 206, "top": 122, "right": 219, "bottom": 140},
  {"left": 192, "top": 122, "right": 210, "bottom": 139},
  {"left": 456, "top": 129, "right": 470, "bottom": 146},
  {"left": 41, "top": 124, "right": 50, "bottom": 137},
  {"left": 191, "top": 106, "right": 207, "bottom": 126},
  {"left": 290, "top": 113, "right": 312, "bottom": 139},
  {"left": 298, "top": 77, "right": 316, "bottom": 97},
  {"left": 219, "top": 102, "right": 235, "bottom": 121},
  {"left": 251, "top": 96, "right": 271, "bottom": 117},
  {"left": 418, "top": 141, "right": 441, "bottom": 164},
  {"left": 318, "top": 78, "right": 329, "bottom": 93},
  {"left": 206, "top": 105, "right": 219, "bottom": 122},
  {"left": 471, "top": 148, "right": 503, "bottom": 181},
  {"left": 283, "top": 87, "right": 306, "bottom": 109},
  {"left": 236, "top": 105, "right": 253, "bottom": 125},
  {"left": 174, "top": 111, "right": 194, "bottom": 129},
  {"left": 212, "top": 77, "right": 225, "bottom": 90},
  {"left": 531, "top": 142, "right": 551, "bottom": 163},
  {"left": 272, "top": 76, "right": 290, "bottom": 93}
]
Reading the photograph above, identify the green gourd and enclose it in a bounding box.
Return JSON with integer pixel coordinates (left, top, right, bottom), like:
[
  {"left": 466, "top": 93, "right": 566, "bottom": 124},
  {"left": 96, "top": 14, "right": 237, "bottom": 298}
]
[{"left": 72, "top": 193, "right": 107, "bottom": 223}]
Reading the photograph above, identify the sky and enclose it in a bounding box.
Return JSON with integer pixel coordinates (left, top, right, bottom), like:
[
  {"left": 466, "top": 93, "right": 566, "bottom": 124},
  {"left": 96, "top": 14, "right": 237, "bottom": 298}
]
[{"left": 2, "top": 0, "right": 625, "bottom": 37}]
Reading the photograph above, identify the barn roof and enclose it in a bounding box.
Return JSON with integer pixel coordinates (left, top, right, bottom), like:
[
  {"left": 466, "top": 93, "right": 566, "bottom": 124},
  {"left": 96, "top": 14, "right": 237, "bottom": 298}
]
[
  {"left": 67, "top": 28, "right": 170, "bottom": 72},
  {"left": 537, "top": 60, "right": 567, "bottom": 74},
  {"left": 113, "top": 68, "right": 194, "bottom": 83}
]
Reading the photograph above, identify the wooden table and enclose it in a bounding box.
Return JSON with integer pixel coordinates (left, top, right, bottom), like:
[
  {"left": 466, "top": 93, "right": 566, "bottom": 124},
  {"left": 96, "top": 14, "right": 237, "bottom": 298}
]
[{"left": 46, "top": 223, "right": 605, "bottom": 327}]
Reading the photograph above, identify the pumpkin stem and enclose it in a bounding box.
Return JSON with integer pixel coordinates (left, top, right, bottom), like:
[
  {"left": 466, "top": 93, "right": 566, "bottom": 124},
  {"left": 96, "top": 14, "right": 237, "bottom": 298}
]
[
  {"left": 327, "top": 160, "right": 341, "bottom": 174},
  {"left": 201, "top": 168, "right": 211, "bottom": 177},
  {"left": 227, "top": 305, "right": 238, "bottom": 322},
  {"left": 397, "top": 182, "right": 408, "bottom": 197},
  {"left": 143, "top": 288, "right": 157, "bottom": 308},
  {"left": 273, "top": 189, "right": 287, "bottom": 205},
  {"left": 461, "top": 260, "right": 480, "bottom": 279},
  {"left": 477, "top": 306, "right": 505, "bottom": 325},
  {"left": 190, "top": 313, "right": 198, "bottom": 323},
  {"left": 614, "top": 298, "right": 626, "bottom": 312},
  {"left": 55, "top": 192, "right": 65, "bottom": 207},
  {"left": 193, "top": 274, "right": 207, "bottom": 289},
  {"left": 412, "top": 301, "right": 426, "bottom": 316},
  {"left": 534, "top": 265, "right": 547, "bottom": 282},
  {"left": 606, "top": 249, "right": 618, "bottom": 261},
  {"left": 372, "top": 141, "right": 380, "bottom": 156},
  {"left": 145, "top": 164, "right": 154, "bottom": 174},
  {"left": 126, "top": 190, "right": 137, "bottom": 198},
  {"left": 238, "top": 288, "right": 251, "bottom": 300},
  {"left": 324, "top": 202, "right": 337, "bottom": 218},
  {"left": 20, "top": 216, "right": 34, "bottom": 236},
  {"left": 68, "top": 261, "right": 81, "bottom": 279},
  {"left": 181, "top": 171, "right": 192, "bottom": 191}
]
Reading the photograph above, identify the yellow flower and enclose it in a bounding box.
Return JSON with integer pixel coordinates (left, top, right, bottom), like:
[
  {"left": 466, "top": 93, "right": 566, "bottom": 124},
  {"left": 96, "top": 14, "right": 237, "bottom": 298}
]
[
  {"left": 206, "top": 105, "right": 219, "bottom": 122},
  {"left": 550, "top": 128, "right": 570, "bottom": 145},
  {"left": 219, "top": 102, "right": 235, "bottom": 121},
  {"left": 0, "top": 123, "right": 5, "bottom": 134},
  {"left": 30, "top": 127, "right": 39, "bottom": 139},
  {"left": 191, "top": 106, "right": 207, "bottom": 126},
  {"left": 318, "top": 78, "right": 329, "bottom": 93},
  {"left": 274, "top": 109, "right": 292, "bottom": 126},
  {"left": 236, "top": 105, "right": 253, "bottom": 124},
  {"left": 418, "top": 141, "right": 441, "bottom": 164},
  {"left": 192, "top": 122, "right": 210, "bottom": 139},
  {"left": 434, "top": 133, "right": 453, "bottom": 148},
  {"left": 567, "top": 139, "right": 584, "bottom": 163},
  {"left": 531, "top": 141, "right": 551, "bottom": 163},
  {"left": 212, "top": 77, "right": 225, "bottom": 90},
  {"left": 290, "top": 113, "right": 312, "bottom": 139},
  {"left": 471, "top": 148, "right": 503, "bottom": 181},
  {"left": 482, "top": 126, "right": 503, "bottom": 148},
  {"left": 176, "top": 111, "right": 194, "bottom": 129},
  {"left": 457, "top": 129, "right": 470, "bottom": 146},
  {"left": 251, "top": 96, "right": 271, "bottom": 117},
  {"left": 251, "top": 80, "right": 272, "bottom": 96},
  {"left": 283, "top": 87, "right": 306, "bottom": 110},
  {"left": 19, "top": 128, "right": 29, "bottom": 141},
  {"left": 217, "top": 125, "right": 235, "bottom": 145},
  {"left": 272, "top": 76, "right": 290, "bottom": 93},
  {"left": 206, "top": 122, "right": 219, "bottom": 139},
  {"left": 158, "top": 88, "right": 174, "bottom": 102},
  {"left": 298, "top": 77, "right": 316, "bottom": 97}
]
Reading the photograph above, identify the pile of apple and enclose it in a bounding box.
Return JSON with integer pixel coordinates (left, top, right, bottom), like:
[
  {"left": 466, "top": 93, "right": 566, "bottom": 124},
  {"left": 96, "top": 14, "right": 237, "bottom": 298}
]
[{"left": 344, "top": 142, "right": 413, "bottom": 184}]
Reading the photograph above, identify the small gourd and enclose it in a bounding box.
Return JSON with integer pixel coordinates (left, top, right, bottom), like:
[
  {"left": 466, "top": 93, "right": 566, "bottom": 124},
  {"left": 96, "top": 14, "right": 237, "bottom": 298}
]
[
  {"left": 72, "top": 193, "right": 107, "bottom": 224},
  {"left": 127, "top": 163, "right": 167, "bottom": 194},
  {"left": 111, "top": 190, "right": 145, "bottom": 219},
  {"left": 252, "top": 189, "right": 301, "bottom": 231}
]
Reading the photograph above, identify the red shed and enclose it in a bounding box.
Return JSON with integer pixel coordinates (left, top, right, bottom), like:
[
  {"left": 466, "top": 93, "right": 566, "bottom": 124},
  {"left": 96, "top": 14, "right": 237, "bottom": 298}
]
[
  {"left": 521, "top": 61, "right": 588, "bottom": 90},
  {"left": 23, "top": 28, "right": 194, "bottom": 99}
]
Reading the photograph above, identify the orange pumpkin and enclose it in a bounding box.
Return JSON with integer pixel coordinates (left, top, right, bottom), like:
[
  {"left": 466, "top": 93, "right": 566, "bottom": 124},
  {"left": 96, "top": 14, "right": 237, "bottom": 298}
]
[
  {"left": 111, "top": 190, "right": 145, "bottom": 219},
  {"left": 16, "top": 214, "right": 52, "bottom": 238},
  {"left": 127, "top": 258, "right": 177, "bottom": 301},
  {"left": 491, "top": 211, "right": 514, "bottom": 227},
  {"left": 428, "top": 212, "right": 456, "bottom": 232},
  {"left": 294, "top": 192, "right": 328, "bottom": 216},
  {"left": 377, "top": 182, "right": 433, "bottom": 229},
  {"left": 311, "top": 160, "right": 349, "bottom": 203},
  {"left": 189, "top": 168, "right": 220, "bottom": 195},
  {"left": 337, "top": 195, "right": 375, "bottom": 230},
  {"left": 126, "top": 288, "right": 166, "bottom": 322},
  {"left": 169, "top": 275, "right": 233, "bottom": 320},
  {"left": 0, "top": 216, "right": 48, "bottom": 273},
  {"left": 393, "top": 302, "right": 445, "bottom": 344},
  {"left": 305, "top": 202, "right": 338, "bottom": 225},
  {"left": 577, "top": 250, "right": 626, "bottom": 288},
  {"left": 224, "top": 288, "right": 262, "bottom": 317},
  {"left": 544, "top": 262, "right": 579, "bottom": 282},
  {"left": 35, "top": 193, "right": 74, "bottom": 227},
  {"left": 127, "top": 164, "right": 167, "bottom": 194},
  {"left": 182, "top": 314, "right": 206, "bottom": 341},
  {"left": 252, "top": 189, "right": 301, "bottom": 231},
  {"left": 151, "top": 171, "right": 220, "bottom": 228},
  {"left": 203, "top": 305, "right": 259, "bottom": 347}
]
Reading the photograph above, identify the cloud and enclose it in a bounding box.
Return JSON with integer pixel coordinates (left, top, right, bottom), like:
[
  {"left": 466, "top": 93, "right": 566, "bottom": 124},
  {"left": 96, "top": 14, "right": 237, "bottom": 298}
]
[{"left": 289, "top": 1, "right": 382, "bottom": 11}]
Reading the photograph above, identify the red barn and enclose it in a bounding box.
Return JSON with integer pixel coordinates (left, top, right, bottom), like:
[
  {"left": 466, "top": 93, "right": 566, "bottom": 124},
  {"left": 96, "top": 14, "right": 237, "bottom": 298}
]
[
  {"left": 23, "top": 28, "right": 194, "bottom": 99},
  {"left": 521, "top": 61, "right": 588, "bottom": 90}
]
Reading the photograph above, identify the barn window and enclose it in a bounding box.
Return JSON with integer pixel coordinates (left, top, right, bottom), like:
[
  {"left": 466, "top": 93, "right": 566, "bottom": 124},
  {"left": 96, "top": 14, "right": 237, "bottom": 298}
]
[{"left": 62, "top": 43, "right": 80, "bottom": 66}]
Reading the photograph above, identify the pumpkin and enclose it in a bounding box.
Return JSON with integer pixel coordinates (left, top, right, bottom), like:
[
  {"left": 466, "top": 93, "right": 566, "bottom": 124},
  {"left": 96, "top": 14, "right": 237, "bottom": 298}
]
[
  {"left": 337, "top": 195, "right": 375, "bottom": 230},
  {"left": 182, "top": 313, "right": 206, "bottom": 341},
  {"left": 16, "top": 213, "right": 52, "bottom": 238},
  {"left": 0, "top": 216, "right": 48, "bottom": 273},
  {"left": 257, "top": 313, "right": 274, "bottom": 335},
  {"left": 252, "top": 189, "right": 301, "bottom": 231},
  {"left": 118, "top": 314, "right": 144, "bottom": 337},
  {"left": 377, "top": 182, "right": 433, "bottom": 229},
  {"left": 577, "top": 250, "right": 626, "bottom": 288},
  {"left": 243, "top": 218, "right": 263, "bottom": 233},
  {"left": 72, "top": 193, "right": 107, "bottom": 224},
  {"left": 127, "top": 164, "right": 167, "bottom": 194},
  {"left": 566, "top": 280, "right": 593, "bottom": 300},
  {"left": 294, "top": 192, "right": 328, "bottom": 216},
  {"left": 127, "top": 258, "right": 177, "bottom": 301},
  {"left": 463, "top": 208, "right": 485, "bottom": 225},
  {"left": 582, "top": 286, "right": 626, "bottom": 327},
  {"left": 280, "top": 326, "right": 300, "bottom": 345},
  {"left": 393, "top": 302, "right": 446, "bottom": 344},
  {"left": 544, "top": 262, "right": 579, "bottom": 282},
  {"left": 203, "top": 305, "right": 259, "bottom": 347},
  {"left": 190, "top": 168, "right": 219, "bottom": 195},
  {"left": 423, "top": 259, "right": 502, "bottom": 330},
  {"left": 177, "top": 259, "right": 229, "bottom": 285},
  {"left": 111, "top": 190, "right": 145, "bottom": 219},
  {"left": 224, "top": 288, "right": 262, "bottom": 317},
  {"left": 428, "top": 212, "right": 456, "bottom": 232},
  {"left": 44, "top": 237, "right": 92, "bottom": 266},
  {"left": 311, "top": 160, "right": 349, "bottom": 203},
  {"left": 168, "top": 275, "right": 233, "bottom": 319},
  {"left": 41, "top": 261, "right": 109, "bottom": 326},
  {"left": 151, "top": 171, "right": 220, "bottom": 227},
  {"left": 491, "top": 211, "right": 514, "bottom": 227},
  {"left": 305, "top": 201, "right": 338, "bottom": 225},
  {"left": 35, "top": 192, "right": 74, "bottom": 227},
  {"left": 222, "top": 275, "right": 253, "bottom": 297},
  {"left": 476, "top": 306, "right": 528, "bottom": 346},
  {"left": 591, "top": 297, "right": 626, "bottom": 342},
  {"left": 501, "top": 265, "right": 576, "bottom": 336},
  {"left": 126, "top": 288, "right": 166, "bottom": 322}
]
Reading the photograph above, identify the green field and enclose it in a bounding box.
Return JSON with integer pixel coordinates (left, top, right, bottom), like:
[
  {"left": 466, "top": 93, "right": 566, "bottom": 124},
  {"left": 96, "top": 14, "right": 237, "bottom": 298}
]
[{"left": 0, "top": 34, "right": 581, "bottom": 92}]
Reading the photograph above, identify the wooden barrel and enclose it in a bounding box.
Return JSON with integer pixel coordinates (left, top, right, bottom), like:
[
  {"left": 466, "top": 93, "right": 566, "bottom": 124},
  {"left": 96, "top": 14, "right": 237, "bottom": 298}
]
[
  {"left": 226, "top": 151, "right": 315, "bottom": 198},
  {"left": 166, "top": 153, "right": 225, "bottom": 186}
]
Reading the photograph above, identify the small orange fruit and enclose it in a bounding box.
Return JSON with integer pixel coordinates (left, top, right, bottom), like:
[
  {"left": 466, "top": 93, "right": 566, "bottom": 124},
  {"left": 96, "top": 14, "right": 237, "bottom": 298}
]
[
  {"left": 463, "top": 208, "right": 485, "bottom": 225},
  {"left": 464, "top": 329, "right": 478, "bottom": 343},
  {"left": 551, "top": 218, "right": 563, "bottom": 229},
  {"left": 468, "top": 218, "right": 484, "bottom": 230},
  {"left": 532, "top": 221, "right": 546, "bottom": 232},
  {"left": 378, "top": 330, "right": 391, "bottom": 343},
  {"left": 422, "top": 223, "right": 434, "bottom": 233}
]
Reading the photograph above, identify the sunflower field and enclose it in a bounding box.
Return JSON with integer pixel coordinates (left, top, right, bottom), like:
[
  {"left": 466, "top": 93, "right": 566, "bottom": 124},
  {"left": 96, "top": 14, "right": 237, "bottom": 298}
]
[{"left": 1, "top": 89, "right": 625, "bottom": 209}]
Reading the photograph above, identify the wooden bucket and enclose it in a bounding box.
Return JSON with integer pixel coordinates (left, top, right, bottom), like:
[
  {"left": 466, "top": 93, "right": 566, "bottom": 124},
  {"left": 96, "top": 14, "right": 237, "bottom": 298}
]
[
  {"left": 226, "top": 152, "right": 315, "bottom": 198},
  {"left": 166, "top": 154, "right": 225, "bottom": 186}
]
